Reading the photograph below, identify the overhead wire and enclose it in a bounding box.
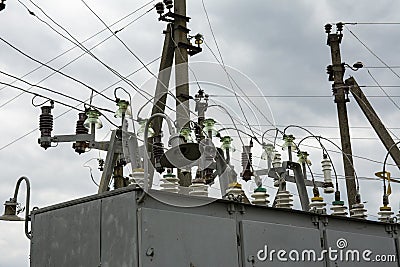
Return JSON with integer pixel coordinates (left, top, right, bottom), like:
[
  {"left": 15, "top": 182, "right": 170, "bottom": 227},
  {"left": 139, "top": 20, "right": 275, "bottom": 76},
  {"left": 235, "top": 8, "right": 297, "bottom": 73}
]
[
  {"left": 28, "top": 0, "right": 203, "bottom": 124},
  {"left": 26, "top": 0, "right": 156, "bottom": 102},
  {"left": 3, "top": 0, "right": 154, "bottom": 108},
  {"left": 345, "top": 26, "right": 400, "bottom": 83},
  {"left": 0, "top": 36, "right": 115, "bottom": 102},
  {"left": 20, "top": 1, "right": 189, "bottom": 126},
  {"left": 201, "top": 0, "right": 265, "bottom": 142},
  {"left": 0, "top": 56, "right": 161, "bottom": 151},
  {"left": 0, "top": 70, "right": 115, "bottom": 114}
]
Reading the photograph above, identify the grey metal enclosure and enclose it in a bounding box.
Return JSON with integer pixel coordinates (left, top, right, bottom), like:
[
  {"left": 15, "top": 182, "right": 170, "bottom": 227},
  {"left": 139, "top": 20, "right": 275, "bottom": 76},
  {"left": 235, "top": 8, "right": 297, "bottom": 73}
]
[{"left": 30, "top": 187, "right": 400, "bottom": 267}]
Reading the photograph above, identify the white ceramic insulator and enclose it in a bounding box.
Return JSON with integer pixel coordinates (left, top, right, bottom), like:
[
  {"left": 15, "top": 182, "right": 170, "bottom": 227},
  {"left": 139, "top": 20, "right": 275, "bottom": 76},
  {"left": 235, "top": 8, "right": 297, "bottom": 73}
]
[
  {"left": 272, "top": 151, "right": 282, "bottom": 169},
  {"left": 189, "top": 182, "right": 208, "bottom": 197},
  {"left": 331, "top": 204, "right": 348, "bottom": 216},
  {"left": 378, "top": 210, "right": 394, "bottom": 222},
  {"left": 129, "top": 170, "right": 145, "bottom": 187},
  {"left": 309, "top": 199, "right": 326, "bottom": 213},
  {"left": 350, "top": 204, "right": 367, "bottom": 219},
  {"left": 251, "top": 191, "right": 270, "bottom": 206},
  {"left": 160, "top": 176, "right": 180, "bottom": 193},
  {"left": 226, "top": 187, "right": 244, "bottom": 199},
  {"left": 275, "top": 191, "right": 293, "bottom": 209},
  {"left": 321, "top": 158, "right": 334, "bottom": 193}
]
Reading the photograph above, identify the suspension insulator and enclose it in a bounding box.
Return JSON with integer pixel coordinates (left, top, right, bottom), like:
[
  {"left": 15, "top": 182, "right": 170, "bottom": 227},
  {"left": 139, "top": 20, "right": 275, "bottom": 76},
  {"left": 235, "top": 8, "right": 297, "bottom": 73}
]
[
  {"left": 73, "top": 112, "right": 89, "bottom": 154},
  {"left": 163, "top": 0, "right": 173, "bottom": 10},
  {"left": 155, "top": 2, "right": 164, "bottom": 15},
  {"left": 153, "top": 135, "right": 165, "bottom": 173},
  {"left": 241, "top": 145, "right": 253, "bottom": 182},
  {"left": 39, "top": 105, "right": 54, "bottom": 149}
]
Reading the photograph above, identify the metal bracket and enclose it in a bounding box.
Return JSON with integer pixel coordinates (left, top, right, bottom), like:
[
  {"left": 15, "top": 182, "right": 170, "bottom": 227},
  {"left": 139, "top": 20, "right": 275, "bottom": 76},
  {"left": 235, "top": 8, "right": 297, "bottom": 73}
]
[{"left": 178, "top": 42, "right": 202, "bottom": 56}]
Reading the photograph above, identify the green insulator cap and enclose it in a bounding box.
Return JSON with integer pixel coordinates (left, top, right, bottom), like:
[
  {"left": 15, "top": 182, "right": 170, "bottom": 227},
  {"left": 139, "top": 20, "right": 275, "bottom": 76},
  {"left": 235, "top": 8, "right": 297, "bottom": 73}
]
[
  {"left": 332, "top": 200, "right": 344, "bottom": 206},
  {"left": 254, "top": 187, "right": 267, "bottom": 193}
]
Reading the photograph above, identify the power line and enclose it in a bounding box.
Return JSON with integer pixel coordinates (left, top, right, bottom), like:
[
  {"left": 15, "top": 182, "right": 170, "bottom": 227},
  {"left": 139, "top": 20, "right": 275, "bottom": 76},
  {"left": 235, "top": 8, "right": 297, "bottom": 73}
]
[
  {"left": 345, "top": 26, "right": 400, "bottom": 83},
  {"left": 1, "top": 4, "right": 154, "bottom": 110},
  {"left": 201, "top": 0, "right": 263, "bottom": 143},
  {"left": 79, "top": 0, "right": 160, "bottom": 81},
  {"left": 27, "top": 0, "right": 193, "bottom": 123},
  {"left": 0, "top": 70, "right": 114, "bottom": 114},
  {"left": 209, "top": 94, "right": 400, "bottom": 98},
  {"left": 0, "top": 57, "right": 161, "bottom": 152},
  {"left": 0, "top": 36, "right": 115, "bottom": 102},
  {"left": 344, "top": 22, "right": 400, "bottom": 25},
  {"left": 367, "top": 70, "right": 400, "bottom": 112},
  {"left": 27, "top": 0, "right": 152, "bottom": 100}
]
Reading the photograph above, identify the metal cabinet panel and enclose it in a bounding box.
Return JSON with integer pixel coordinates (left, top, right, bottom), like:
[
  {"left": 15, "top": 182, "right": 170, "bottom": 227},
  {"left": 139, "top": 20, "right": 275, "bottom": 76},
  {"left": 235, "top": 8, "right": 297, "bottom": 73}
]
[
  {"left": 31, "top": 200, "right": 101, "bottom": 267},
  {"left": 240, "top": 220, "right": 323, "bottom": 267},
  {"left": 325, "top": 229, "right": 397, "bottom": 266},
  {"left": 101, "top": 191, "right": 138, "bottom": 267},
  {"left": 139, "top": 208, "right": 239, "bottom": 267}
]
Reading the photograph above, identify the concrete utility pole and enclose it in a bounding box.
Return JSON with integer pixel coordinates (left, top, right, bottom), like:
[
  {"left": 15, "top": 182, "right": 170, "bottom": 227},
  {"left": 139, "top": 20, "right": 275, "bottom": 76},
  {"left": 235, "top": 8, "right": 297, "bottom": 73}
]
[
  {"left": 174, "top": 0, "right": 191, "bottom": 186},
  {"left": 346, "top": 77, "right": 400, "bottom": 171},
  {"left": 151, "top": 24, "right": 175, "bottom": 135},
  {"left": 325, "top": 23, "right": 357, "bottom": 207},
  {"left": 174, "top": 0, "right": 190, "bottom": 131}
]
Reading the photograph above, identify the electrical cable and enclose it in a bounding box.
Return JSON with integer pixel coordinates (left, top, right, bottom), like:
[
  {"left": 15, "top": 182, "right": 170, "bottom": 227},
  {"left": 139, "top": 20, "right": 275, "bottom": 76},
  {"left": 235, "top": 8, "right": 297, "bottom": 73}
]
[
  {"left": 5, "top": 0, "right": 154, "bottom": 108},
  {"left": 0, "top": 36, "right": 115, "bottom": 102},
  {"left": 345, "top": 26, "right": 400, "bottom": 84},
  {"left": 79, "top": 0, "right": 160, "bottom": 83},
  {"left": 0, "top": 70, "right": 115, "bottom": 114},
  {"left": 26, "top": 0, "right": 200, "bottom": 125},
  {"left": 348, "top": 84, "right": 400, "bottom": 140},
  {"left": 0, "top": 56, "right": 161, "bottom": 151},
  {"left": 27, "top": 0, "right": 157, "bottom": 104},
  {"left": 204, "top": 41, "right": 277, "bottom": 136},
  {"left": 201, "top": 1, "right": 266, "bottom": 141},
  {"left": 367, "top": 70, "right": 400, "bottom": 114}
]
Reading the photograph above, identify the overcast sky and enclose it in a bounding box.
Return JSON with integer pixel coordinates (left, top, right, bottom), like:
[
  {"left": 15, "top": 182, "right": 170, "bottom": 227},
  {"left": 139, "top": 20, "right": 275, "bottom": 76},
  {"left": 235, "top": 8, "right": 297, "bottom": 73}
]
[{"left": 2, "top": 1, "right": 400, "bottom": 266}]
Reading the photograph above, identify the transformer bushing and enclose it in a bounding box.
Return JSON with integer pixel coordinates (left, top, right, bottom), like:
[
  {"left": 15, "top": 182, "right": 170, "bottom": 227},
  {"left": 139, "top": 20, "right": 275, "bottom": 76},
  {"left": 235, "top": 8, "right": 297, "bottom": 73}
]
[
  {"left": 309, "top": 196, "right": 326, "bottom": 214},
  {"left": 160, "top": 171, "right": 179, "bottom": 193},
  {"left": 275, "top": 190, "right": 293, "bottom": 209},
  {"left": 189, "top": 179, "right": 208, "bottom": 197},
  {"left": 129, "top": 168, "right": 145, "bottom": 188},
  {"left": 251, "top": 187, "right": 270, "bottom": 206}
]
